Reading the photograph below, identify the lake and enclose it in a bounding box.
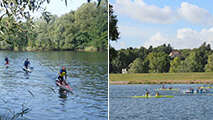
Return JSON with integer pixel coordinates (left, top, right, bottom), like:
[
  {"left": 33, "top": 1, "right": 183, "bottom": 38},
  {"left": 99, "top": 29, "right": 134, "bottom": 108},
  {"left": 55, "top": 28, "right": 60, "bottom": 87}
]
[
  {"left": 0, "top": 51, "right": 108, "bottom": 120},
  {"left": 110, "top": 84, "right": 213, "bottom": 120}
]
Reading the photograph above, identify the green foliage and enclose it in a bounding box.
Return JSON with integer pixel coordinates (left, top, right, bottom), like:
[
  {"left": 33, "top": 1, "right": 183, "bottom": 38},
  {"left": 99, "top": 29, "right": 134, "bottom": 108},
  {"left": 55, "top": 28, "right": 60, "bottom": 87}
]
[
  {"left": 170, "top": 57, "right": 181, "bottom": 72},
  {"left": 109, "top": 4, "right": 119, "bottom": 41},
  {"left": 205, "top": 53, "right": 213, "bottom": 72},
  {"left": 152, "top": 44, "right": 172, "bottom": 54},
  {"left": 129, "top": 58, "right": 149, "bottom": 73},
  {"left": 147, "top": 52, "right": 170, "bottom": 73},
  {"left": 0, "top": 2, "right": 108, "bottom": 51}
]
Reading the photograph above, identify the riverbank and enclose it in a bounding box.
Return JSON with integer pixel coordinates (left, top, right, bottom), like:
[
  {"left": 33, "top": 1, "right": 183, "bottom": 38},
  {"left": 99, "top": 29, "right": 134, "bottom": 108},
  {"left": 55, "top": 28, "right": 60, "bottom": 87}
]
[
  {"left": 110, "top": 72, "right": 213, "bottom": 84},
  {"left": 0, "top": 46, "right": 106, "bottom": 52}
]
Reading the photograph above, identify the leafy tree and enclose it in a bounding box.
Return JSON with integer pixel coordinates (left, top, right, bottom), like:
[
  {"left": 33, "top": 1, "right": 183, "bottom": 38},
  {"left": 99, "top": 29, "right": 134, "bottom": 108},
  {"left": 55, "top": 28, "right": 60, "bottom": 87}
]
[
  {"left": 147, "top": 52, "right": 170, "bottom": 73},
  {"left": 205, "top": 53, "right": 213, "bottom": 72},
  {"left": 109, "top": 4, "right": 119, "bottom": 41},
  {"left": 138, "top": 46, "right": 149, "bottom": 60},
  {"left": 152, "top": 44, "right": 173, "bottom": 54},
  {"left": 128, "top": 58, "right": 149, "bottom": 73},
  {"left": 169, "top": 57, "right": 181, "bottom": 72},
  {"left": 184, "top": 51, "right": 203, "bottom": 72}
]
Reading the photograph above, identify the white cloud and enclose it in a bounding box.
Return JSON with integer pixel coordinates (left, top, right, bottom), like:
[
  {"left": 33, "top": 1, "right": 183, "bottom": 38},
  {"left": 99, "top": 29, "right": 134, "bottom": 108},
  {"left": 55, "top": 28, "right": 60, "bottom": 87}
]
[
  {"left": 114, "top": 0, "right": 177, "bottom": 24},
  {"left": 114, "top": 0, "right": 213, "bottom": 26},
  {"left": 178, "top": 2, "right": 213, "bottom": 26},
  {"left": 144, "top": 28, "right": 213, "bottom": 49},
  {"left": 144, "top": 32, "right": 171, "bottom": 48}
]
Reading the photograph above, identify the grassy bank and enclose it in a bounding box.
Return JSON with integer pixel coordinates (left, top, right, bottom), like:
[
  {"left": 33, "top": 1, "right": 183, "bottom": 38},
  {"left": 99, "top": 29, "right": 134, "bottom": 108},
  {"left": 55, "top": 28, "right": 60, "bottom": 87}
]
[{"left": 110, "top": 72, "right": 213, "bottom": 84}]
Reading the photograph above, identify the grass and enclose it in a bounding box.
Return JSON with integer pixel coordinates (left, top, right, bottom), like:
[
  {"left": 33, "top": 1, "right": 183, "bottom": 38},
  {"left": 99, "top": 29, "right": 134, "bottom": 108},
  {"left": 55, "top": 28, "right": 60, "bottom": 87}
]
[{"left": 110, "top": 72, "right": 213, "bottom": 84}]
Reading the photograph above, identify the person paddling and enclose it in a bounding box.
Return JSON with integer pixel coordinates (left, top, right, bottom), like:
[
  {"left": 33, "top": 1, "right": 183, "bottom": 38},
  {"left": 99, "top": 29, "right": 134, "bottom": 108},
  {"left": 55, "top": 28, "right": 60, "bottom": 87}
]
[
  {"left": 58, "top": 66, "right": 68, "bottom": 85},
  {"left": 145, "top": 89, "right": 150, "bottom": 97},
  {"left": 24, "top": 58, "right": 30, "bottom": 69},
  {"left": 5, "top": 56, "right": 9, "bottom": 65},
  {"left": 155, "top": 92, "right": 160, "bottom": 96}
]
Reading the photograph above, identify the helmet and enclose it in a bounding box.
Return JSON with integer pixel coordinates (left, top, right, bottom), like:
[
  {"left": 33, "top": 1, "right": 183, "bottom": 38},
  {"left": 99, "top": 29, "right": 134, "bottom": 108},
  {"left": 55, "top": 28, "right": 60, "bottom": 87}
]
[{"left": 62, "top": 66, "right": 66, "bottom": 70}]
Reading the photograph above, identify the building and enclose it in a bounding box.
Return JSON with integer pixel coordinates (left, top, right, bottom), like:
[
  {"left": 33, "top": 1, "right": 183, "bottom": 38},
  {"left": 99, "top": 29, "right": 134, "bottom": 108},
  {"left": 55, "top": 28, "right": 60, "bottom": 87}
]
[
  {"left": 122, "top": 68, "right": 127, "bottom": 74},
  {"left": 169, "top": 51, "right": 181, "bottom": 58}
]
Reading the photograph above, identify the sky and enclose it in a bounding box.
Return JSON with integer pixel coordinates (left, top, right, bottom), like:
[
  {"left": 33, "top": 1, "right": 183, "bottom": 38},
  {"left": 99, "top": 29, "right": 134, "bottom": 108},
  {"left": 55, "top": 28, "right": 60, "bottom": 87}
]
[
  {"left": 110, "top": 0, "right": 213, "bottom": 50},
  {"left": 33, "top": 0, "right": 86, "bottom": 17}
]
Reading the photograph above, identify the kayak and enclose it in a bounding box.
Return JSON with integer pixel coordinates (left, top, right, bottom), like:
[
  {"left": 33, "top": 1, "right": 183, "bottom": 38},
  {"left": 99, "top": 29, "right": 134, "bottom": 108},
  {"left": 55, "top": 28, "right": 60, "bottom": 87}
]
[
  {"left": 156, "top": 88, "right": 179, "bottom": 91},
  {"left": 200, "top": 86, "right": 213, "bottom": 89},
  {"left": 56, "top": 80, "right": 72, "bottom": 92},
  {"left": 132, "top": 95, "right": 174, "bottom": 98},
  {"left": 23, "top": 67, "right": 32, "bottom": 73}
]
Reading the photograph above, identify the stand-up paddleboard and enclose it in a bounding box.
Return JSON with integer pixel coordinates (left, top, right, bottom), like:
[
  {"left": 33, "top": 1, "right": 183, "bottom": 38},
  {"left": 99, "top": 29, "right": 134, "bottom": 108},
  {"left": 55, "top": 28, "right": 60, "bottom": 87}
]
[
  {"left": 23, "top": 67, "right": 32, "bottom": 73},
  {"left": 132, "top": 95, "right": 174, "bottom": 98},
  {"left": 5, "top": 64, "right": 9, "bottom": 68},
  {"left": 56, "top": 80, "right": 72, "bottom": 92}
]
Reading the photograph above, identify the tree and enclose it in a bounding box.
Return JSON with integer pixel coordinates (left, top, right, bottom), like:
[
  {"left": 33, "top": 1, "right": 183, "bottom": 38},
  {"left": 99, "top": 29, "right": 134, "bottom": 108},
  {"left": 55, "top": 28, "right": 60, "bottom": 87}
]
[
  {"left": 169, "top": 57, "right": 181, "bottom": 72},
  {"left": 205, "top": 53, "right": 213, "bottom": 72},
  {"left": 152, "top": 44, "right": 173, "bottom": 54},
  {"left": 128, "top": 58, "right": 149, "bottom": 73},
  {"left": 109, "top": 4, "right": 119, "bottom": 41},
  {"left": 184, "top": 51, "right": 203, "bottom": 72},
  {"left": 0, "top": 0, "right": 105, "bottom": 50},
  {"left": 147, "top": 52, "right": 170, "bottom": 73}
]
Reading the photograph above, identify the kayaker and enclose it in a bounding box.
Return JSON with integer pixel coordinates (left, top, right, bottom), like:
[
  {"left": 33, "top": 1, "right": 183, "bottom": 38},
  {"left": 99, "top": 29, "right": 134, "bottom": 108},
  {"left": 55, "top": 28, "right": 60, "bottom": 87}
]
[
  {"left": 162, "top": 85, "right": 165, "bottom": 89},
  {"left": 5, "top": 56, "right": 9, "bottom": 65},
  {"left": 24, "top": 58, "right": 30, "bottom": 69},
  {"left": 155, "top": 92, "right": 160, "bottom": 96},
  {"left": 145, "top": 89, "right": 150, "bottom": 97},
  {"left": 58, "top": 66, "right": 68, "bottom": 85}
]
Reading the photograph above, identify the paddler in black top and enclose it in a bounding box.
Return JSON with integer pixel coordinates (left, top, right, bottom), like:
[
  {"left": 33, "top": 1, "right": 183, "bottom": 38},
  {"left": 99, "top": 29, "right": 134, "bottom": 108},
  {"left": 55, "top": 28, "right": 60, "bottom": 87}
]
[
  {"left": 58, "top": 66, "right": 68, "bottom": 85},
  {"left": 145, "top": 89, "right": 150, "bottom": 97},
  {"left": 5, "top": 56, "right": 9, "bottom": 65},
  {"left": 24, "top": 58, "right": 30, "bottom": 69}
]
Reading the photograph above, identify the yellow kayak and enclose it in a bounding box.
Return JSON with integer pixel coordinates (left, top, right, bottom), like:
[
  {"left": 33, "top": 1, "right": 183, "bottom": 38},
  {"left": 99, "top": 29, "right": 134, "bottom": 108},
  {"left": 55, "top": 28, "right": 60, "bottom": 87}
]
[
  {"left": 132, "top": 95, "right": 174, "bottom": 98},
  {"left": 156, "top": 88, "right": 179, "bottom": 91},
  {"left": 200, "top": 86, "right": 213, "bottom": 89}
]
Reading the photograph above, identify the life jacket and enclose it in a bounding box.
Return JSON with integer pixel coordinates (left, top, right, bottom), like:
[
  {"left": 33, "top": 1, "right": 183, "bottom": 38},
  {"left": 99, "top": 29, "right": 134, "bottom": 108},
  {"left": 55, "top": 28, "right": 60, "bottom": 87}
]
[{"left": 59, "top": 70, "right": 66, "bottom": 77}]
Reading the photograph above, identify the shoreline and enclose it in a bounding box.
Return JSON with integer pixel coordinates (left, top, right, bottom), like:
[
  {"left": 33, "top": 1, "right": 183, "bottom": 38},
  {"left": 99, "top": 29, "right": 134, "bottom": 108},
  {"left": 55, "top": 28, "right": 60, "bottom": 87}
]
[
  {"left": 110, "top": 72, "right": 213, "bottom": 85},
  {"left": 110, "top": 81, "right": 213, "bottom": 85}
]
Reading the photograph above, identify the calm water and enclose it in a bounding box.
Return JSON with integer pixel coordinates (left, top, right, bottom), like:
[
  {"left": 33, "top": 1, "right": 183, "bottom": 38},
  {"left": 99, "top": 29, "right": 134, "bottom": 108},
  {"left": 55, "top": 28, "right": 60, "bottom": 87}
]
[
  {"left": 110, "top": 84, "right": 213, "bottom": 120},
  {"left": 0, "top": 51, "right": 108, "bottom": 120}
]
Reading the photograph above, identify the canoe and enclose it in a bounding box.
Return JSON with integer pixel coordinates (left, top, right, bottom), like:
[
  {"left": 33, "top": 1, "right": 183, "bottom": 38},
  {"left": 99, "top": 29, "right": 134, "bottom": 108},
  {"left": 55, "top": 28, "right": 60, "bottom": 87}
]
[
  {"left": 56, "top": 80, "right": 72, "bottom": 92},
  {"left": 132, "top": 95, "right": 174, "bottom": 98},
  {"left": 156, "top": 88, "right": 179, "bottom": 91}
]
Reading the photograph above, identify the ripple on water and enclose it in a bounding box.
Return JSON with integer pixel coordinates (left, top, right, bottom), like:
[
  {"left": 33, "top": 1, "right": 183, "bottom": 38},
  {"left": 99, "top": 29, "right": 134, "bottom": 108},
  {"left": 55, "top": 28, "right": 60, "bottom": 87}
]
[{"left": 0, "top": 51, "right": 107, "bottom": 120}]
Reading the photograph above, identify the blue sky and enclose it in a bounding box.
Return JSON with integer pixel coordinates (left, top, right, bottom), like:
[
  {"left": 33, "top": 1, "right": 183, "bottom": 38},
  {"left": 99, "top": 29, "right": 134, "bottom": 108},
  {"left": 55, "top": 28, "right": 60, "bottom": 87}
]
[
  {"left": 110, "top": 0, "right": 213, "bottom": 49},
  {"left": 33, "top": 0, "right": 86, "bottom": 17}
]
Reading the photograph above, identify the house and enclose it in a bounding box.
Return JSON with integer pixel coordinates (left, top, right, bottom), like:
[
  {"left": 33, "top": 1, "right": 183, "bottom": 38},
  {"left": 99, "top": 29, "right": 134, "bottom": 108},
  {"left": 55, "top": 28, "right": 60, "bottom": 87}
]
[
  {"left": 122, "top": 68, "right": 127, "bottom": 74},
  {"left": 169, "top": 51, "right": 181, "bottom": 58}
]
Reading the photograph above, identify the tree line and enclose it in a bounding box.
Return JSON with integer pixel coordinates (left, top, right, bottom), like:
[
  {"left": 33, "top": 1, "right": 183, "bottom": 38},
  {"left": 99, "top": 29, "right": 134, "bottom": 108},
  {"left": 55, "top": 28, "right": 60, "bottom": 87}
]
[
  {"left": 0, "top": 2, "right": 108, "bottom": 51},
  {"left": 110, "top": 43, "right": 213, "bottom": 73}
]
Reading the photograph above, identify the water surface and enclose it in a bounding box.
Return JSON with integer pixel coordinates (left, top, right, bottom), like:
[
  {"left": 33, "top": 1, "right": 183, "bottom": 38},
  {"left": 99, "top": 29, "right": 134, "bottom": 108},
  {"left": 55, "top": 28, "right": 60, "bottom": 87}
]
[
  {"left": 0, "top": 51, "right": 108, "bottom": 120},
  {"left": 110, "top": 84, "right": 213, "bottom": 120}
]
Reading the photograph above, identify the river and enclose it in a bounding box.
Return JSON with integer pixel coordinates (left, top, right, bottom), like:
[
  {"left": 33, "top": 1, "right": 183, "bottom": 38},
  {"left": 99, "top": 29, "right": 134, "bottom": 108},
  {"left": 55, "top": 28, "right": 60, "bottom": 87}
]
[
  {"left": 110, "top": 84, "right": 213, "bottom": 120},
  {"left": 0, "top": 51, "right": 108, "bottom": 120}
]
